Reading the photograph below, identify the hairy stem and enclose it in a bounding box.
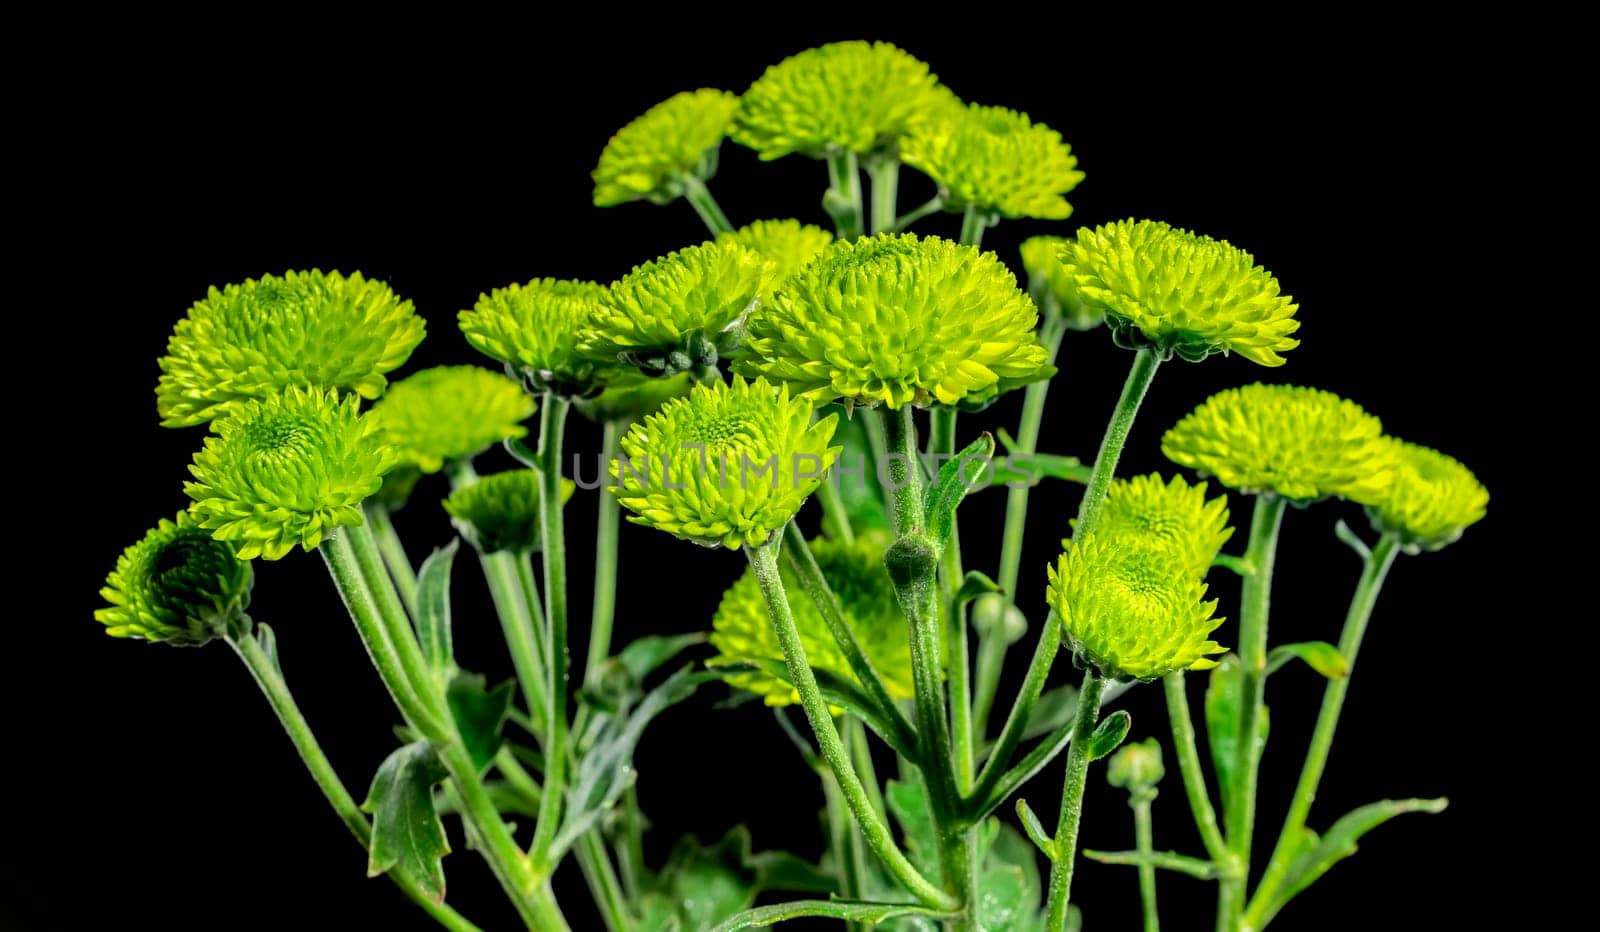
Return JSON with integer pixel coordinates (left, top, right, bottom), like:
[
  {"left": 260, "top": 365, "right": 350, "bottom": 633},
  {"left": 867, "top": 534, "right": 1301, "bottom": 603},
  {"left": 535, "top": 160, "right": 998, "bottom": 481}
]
[
  {"left": 682, "top": 174, "right": 733, "bottom": 234},
  {"left": 929, "top": 405, "right": 974, "bottom": 791},
  {"left": 1044, "top": 671, "right": 1106, "bottom": 931},
  {"left": 1135, "top": 796, "right": 1160, "bottom": 932},
  {"left": 365, "top": 502, "right": 419, "bottom": 619},
  {"left": 827, "top": 150, "right": 864, "bottom": 240},
  {"left": 586, "top": 420, "right": 624, "bottom": 679},
  {"left": 867, "top": 156, "right": 899, "bottom": 235},
  {"left": 958, "top": 204, "right": 987, "bottom": 247},
  {"left": 530, "top": 396, "right": 572, "bottom": 871},
  {"left": 1163, "top": 673, "right": 1230, "bottom": 864}
]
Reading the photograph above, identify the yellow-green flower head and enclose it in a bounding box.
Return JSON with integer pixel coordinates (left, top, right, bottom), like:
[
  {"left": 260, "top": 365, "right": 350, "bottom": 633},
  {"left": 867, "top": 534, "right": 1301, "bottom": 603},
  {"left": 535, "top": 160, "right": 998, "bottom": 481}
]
[
  {"left": 593, "top": 89, "right": 740, "bottom": 207},
  {"left": 1019, "top": 235, "right": 1103, "bottom": 331},
  {"left": 740, "top": 233, "right": 1051, "bottom": 409},
  {"left": 460, "top": 278, "right": 610, "bottom": 397},
  {"left": 733, "top": 41, "right": 947, "bottom": 160},
  {"left": 579, "top": 241, "right": 773, "bottom": 377},
  {"left": 1047, "top": 532, "right": 1225, "bottom": 682},
  {"left": 718, "top": 219, "right": 834, "bottom": 283},
  {"left": 371, "top": 366, "right": 535, "bottom": 474},
  {"left": 156, "top": 269, "right": 426, "bottom": 427},
  {"left": 1366, "top": 439, "right": 1488, "bottom": 552},
  {"left": 1060, "top": 220, "right": 1300, "bottom": 366},
  {"left": 1096, "top": 473, "right": 1233, "bottom": 579},
  {"left": 611, "top": 376, "right": 840, "bottom": 550},
  {"left": 710, "top": 530, "right": 913, "bottom": 705},
  {"left": 1107, "top": 738, "right": 1165, "bottom": 792},
  {"left": 1161, "top": 384, "right": 1393, "bottom": 504},
  {"left": 185, "top": 387, "right": 395, "bottom": 560},
  {"left": 443, "top": 470, "right": 577, "bottom": 554},
  {"left": 902, "top": 103, "right": 1084, "bottom": 220},
  {"left": 96, "top": 511, "right": 254, "bottom": 645}
]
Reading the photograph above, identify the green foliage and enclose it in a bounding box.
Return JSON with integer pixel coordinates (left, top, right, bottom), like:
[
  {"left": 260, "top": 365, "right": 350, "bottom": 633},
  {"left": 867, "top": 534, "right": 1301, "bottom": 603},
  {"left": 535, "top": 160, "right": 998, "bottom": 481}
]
[
  {"left": 446, "top": 673, "right": 514, "bottom": 771},
  {"left": 362, "top": 741, "right": 450, "bottom": 902}
]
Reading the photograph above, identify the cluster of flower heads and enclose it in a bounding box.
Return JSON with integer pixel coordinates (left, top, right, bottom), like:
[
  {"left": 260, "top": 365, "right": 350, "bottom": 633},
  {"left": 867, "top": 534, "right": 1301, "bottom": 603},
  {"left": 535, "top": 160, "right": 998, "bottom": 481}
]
[
  {"left": 1049, "top": 474, "right": 1232, "bottom": 681},
  {"left": 710, "top": 530, "right": 913, "bottom": 704}
]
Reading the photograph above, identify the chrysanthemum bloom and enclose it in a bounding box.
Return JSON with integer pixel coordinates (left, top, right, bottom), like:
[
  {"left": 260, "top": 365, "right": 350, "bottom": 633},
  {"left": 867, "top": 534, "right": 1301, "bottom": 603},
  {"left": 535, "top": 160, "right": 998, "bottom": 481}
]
[
  {"left": 460, "top": 278, "right": 610, "bottom": 397},
  {"left": 1047, "top": 532, "right": 1225, "bottom": 682},
  {"left": 718, "top": 219, "right": 834, "bottom": 282},
  {"left": 710, "top": 531, "right": 913, "bottom": 704},
  {"left": 592, "top": 89, "right": 740, "bottom": 207},
  {"left": 579, "top": 241, "right": 772, "bottom": 377},
  {"left": 1095, "top": 473, "right": 1232, "bottom": 578},
  {"left": 157, "top": 269, "right": 426, "bottom": 427},
  {"left": 611, "top": 376, "right": 840, "bottom": 549},
  {"left": 1019, "top": 235, "right": 1102, "bottom": 331},
  {"left": 96, "top": 511, "right": 254, "bottom": 645},
  {"left": 902, "top": 103, "right": 1083, "bottom": 220},
  {"left": 443, "top": 470, "right": 576, "bottom": 554},
  {"left": 1059, "top": 220, "right": 1299, "bottom": 366},
  {"left": 1366, "top": 438, "right": 1488, "bottom": 552},
  {"left": 186, "top": 387, "right": 395, "bottom": 560},
  {"left": 739, "top": 233, "right": 1051, "bottom": 408},
  {"left": 371, "top": 366, "right": 535, "bottom": 474},
  {"left": 1161, "top": 384, "right": 1394, "bottom": 504},
  {"left": 733, "top": 41, "right": 948, "bottom": 160}
]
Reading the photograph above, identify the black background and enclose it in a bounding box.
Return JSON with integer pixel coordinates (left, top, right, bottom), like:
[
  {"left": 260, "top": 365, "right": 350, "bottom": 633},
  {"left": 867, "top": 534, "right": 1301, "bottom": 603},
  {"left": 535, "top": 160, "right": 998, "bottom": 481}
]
[{"left": 13, "top": 22, "right": 1531, "bottom": 931}]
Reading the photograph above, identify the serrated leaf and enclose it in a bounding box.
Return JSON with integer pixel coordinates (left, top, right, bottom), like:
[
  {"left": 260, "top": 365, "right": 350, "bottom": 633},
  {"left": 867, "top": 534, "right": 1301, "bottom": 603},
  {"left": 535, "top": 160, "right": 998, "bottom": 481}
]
[
  {"left": 955, "top": 570, "right": 1002, "bottom": 605},
  {"left": 1014, "top": 798, "right": 1056, "bottom": 861},
  {"left": 1267, "top": 641, "right": 1349, "bottom": 679},
  {"left": 416, "top": 541, "right": 459, "bottom": 673},
  {"left": 1269, "top": 798, "right": 1448, "bottom": 919},
  {"left": 924, "top": 432, "right": 995, "bottom": 549},
  {"left": 446, "top": 672, "right": 513, "bottom": 771},
  {"left": 828, "top": 407, "right": 891, "bottom": 535},
  {"left": 1086, "top": 710, "right": 1131, "bottom": 760},
  {"left": 361, "top": 741, "right": 449, "bottom": 902},
  {"left": 886, "top": 779, "right": 941, "bottom": 882}
]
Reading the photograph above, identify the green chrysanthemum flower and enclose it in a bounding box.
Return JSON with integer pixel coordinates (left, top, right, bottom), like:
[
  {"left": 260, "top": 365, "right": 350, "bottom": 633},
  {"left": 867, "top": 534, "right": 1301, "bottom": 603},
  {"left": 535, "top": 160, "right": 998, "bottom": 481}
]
[
  {"left": 718, "top": 219, "right": 834, "bottom": 283},
  {"left": 611, "top": 376, "right": 840, "bottom": 550},
  {"left": 579, "top": 241, "right": 772, "bottom": 377},
  {"left": 574, "top": 371, "right": 697, "bottom": 423},
  {"left": 733, "top": 41, "right": 947, "bottom": 160},
  {"left": 902, "top": 103, "right": 1083, "bottom": 220},
  {"left": 593, "top": 89, "right": 740, "bottom": 207},
  {"left": 157, "top": 270, "right": 426, "bottom": 427},
  {"left": 710, "top": 531, "right": 913, "bottom": 705},
  {"left": 1047, "top": 532, "right": 1225, "bottom": 682},
  {"left": 186, "top": 387, "right": 395, "bottom": 560},
  {"left": 371, "top": 366, "right": 535, "bottom": 474},
  {"left": 1019, "top": 236, "right": 1102, "bottom": 331},
  {"left": 1366, "top": 439, "right": 1488, "bottom": 552},
  {"left": 1161, "top": 384, "right": 1394, "bottom": 504},
  {"left": 1060, "top": 220, "right": 1300, "bottom": 366},
  {"left": 1095, "top": 473, "right": 1233, "bottom": 578},
  {"left": 739, "top": 233, "right": 1051, "bottom": 409},
  {"left": 443, "top": 470, "right": 577, "bottom": 554},
  {"left": 460, "top": 278, "right": 610, "bottom": 397},
  {"left": 96, "top": 511, "right": 254, "bottom": 645}
]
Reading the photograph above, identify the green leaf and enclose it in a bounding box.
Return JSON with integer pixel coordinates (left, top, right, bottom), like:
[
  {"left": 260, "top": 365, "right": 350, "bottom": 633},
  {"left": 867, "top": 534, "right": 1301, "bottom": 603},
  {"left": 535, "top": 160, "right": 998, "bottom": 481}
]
[
  {"left": 1211, "top": 552, "right": 1255, "bottom": 576},
  {"left": 828, "top": 407, "right": 891, "bottom": 535},
  {"left": 1206, "top": 654, "right": 1243, "bottom": 826},
  {"left": 924, "top": 432, "right": 995, "bottom": 549},
  {"left": 710, "top": 660, "right": 916, "bottom": 759},
  {"left": 415, "top": 541, "right": 458, "bottom": 672},
  {"left": 1267, "top": 641, "right": 1349, "bottom": 679},
  {"left": 1268, "top": 798, "right": 1448, "bottom": 919},
  {"left": 618, "top": 632, "right": 708, "bottom": 683},
  {"left": 984, "top": 821, "right": 1046, "bottom": 931},
  {"left": 446, "top": 672, "right": 514, "bottom": 771},
  {"left": 886, "top": 779, "right": 941, "bottom": 881},
  {"left": 1086, "top": 710, "right": 1131, "bottom": 760},
  {"left": 978, "top": 861, "right": 1030, "bottom": 931},
  {"left": 711, "top": 899, "right": 957, "bottom": 931},
  {"left": 361, "top": 741, "right": 450, "bottom": 902},
  {"left": 1021, "top": 685, "right": 1079, "bottom": 745},
  {"left": 255, "top": 623, "right": 281, "bottom": 674},
  {"left": 955, "top": 570, "right": 1002, "bottom": 605},
  {"left": 992, "top": 429, "right": 1091, "bottom": 487},
  {"left": 658, "top": 829, "right": 759, "bottom": 931},
  {"left": 1014, "top": 799, "right": 1056, "bottom": 860}
]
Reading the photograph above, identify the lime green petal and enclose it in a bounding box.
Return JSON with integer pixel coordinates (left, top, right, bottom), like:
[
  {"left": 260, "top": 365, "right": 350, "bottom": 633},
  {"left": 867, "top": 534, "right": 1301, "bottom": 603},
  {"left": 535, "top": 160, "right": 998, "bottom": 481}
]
[
  {"left": 460, "top": 278, "right": 609, "bottom": 397},
  {"left": 372, "top": 366, "right": 535, "bottom": 473},
  {"left": 593, "top": 89, "right": 739, "bottom": 207},
  {"left": 1366, "top": 438, "right": 1487, "bottom": 551},
  {"left": 95, "top": 511, "right": 254, "bottom": 645},
  {"left": 903, "top": 103, "right": 1083, "bottom": 219},
  {"left": 444, "top": 469, "right": 577, "bottom": 554}
]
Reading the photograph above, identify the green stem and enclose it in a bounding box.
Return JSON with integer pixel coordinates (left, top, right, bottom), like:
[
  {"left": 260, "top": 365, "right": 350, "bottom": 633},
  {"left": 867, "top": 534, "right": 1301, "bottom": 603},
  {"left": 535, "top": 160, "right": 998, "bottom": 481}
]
[
  {"left": 1135, "top": 797, "right": 1160, "bottom": 932},
  {"left": 1085, "top": 849, "right": 1223, "bottom": 879},
  {"left": 1075, "top": 348, "right": 1161, "bottom": 532},
  {"left": 1218, "top": 494, "right": 1288, "bottom": 928},
  {"left": 827, "top": 150, "right": 864, "bottom": 240},
  {"left": 1044, "top": 671, "right": 1106, "bottom": 931},
  {"left": 867, "top": 156, "right": 899, "bottom": 235},
  {"left": 681, "top": 174, "right": 733, "bottom": 234},
  {"left": 891, "top": 196, "right": 944, "bottom": 232},
  {"left": 618, "top": 783, "right": 646, "bottom": 904},
  {"left": 351, "top": 521, "right": 449, "bottom": 720},
  {"left": 958, "top": 204, "right": 988, "bottom": 247},
  {"left": 978, "top": 315, "right": 1068, "bottom": 739},
  {"left": 882, "top": 405, "right": 925, "bottom": 533},
  {"left": 929, "top": 406, "right": 974, "bottom": 792},
  {"left": 969, "top": 612, "right": 1062, "bottom": 806},
  {"left": 365, "top": 502, "right": 419, "bottom": 619},
  {"left": 816, "top": 474, "right": 856, "bottom": 543},
  {"left": 481, "top": 550, "right": 548, "bottom": 736},
  {"left": 1242, "top": 535, "right": 1402, "bottom": 929},
  {"left": 746, "top": 541, "right": 955, "bottom": 910},
  {"left": 587, "top": 420, "right": 624, "bottom": 679},
  {"left": 1162, "top": 673, "right": 1230, "bottom": 863},
  {"left": 782, "top": 521, "right": 916, "bottom": 747},
  {"left": 575, "top": 831, "right": 633, "bottom": 932},
  {"left": 229, "top": 632, "right": 481, "bottom": 932},
  {"left": 530, "top": 396, "right": 572, "bottom": 871}
]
